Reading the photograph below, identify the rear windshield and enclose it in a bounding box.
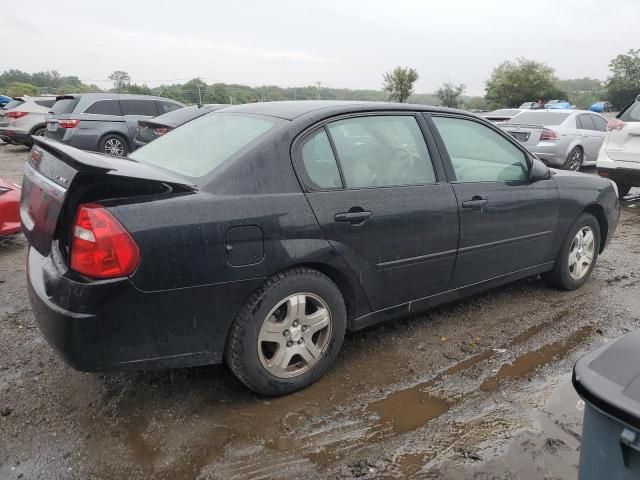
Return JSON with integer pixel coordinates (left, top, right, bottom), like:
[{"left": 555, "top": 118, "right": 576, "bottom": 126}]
[
  {"left": 2, "top": 100, "right": 24, "bottom": 110},
  {"left": 129, "top": 113, "right": 283, "bottom": 178},
  {"left": 151, "top": 106, "right": 208, "bottom": 126},
  {"left": 51, "top": 97, "right": 80, "bottom": 114},
  {"left": 506, "top": 112, "right": 570, "bottom": 126},
  {"left": 619, "top": 102, "right": 640, "bottom": 122},
  {"left": 485, "top": 109, "right": 521, "bottom": 117}
]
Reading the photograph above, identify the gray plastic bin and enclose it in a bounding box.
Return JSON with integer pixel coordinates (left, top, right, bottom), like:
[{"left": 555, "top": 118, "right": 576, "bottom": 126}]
[{"left": 573, "top": 330, "right": 640, "bottom": 480}]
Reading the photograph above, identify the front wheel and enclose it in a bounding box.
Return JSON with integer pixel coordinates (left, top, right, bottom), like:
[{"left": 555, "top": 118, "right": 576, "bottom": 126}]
[
  {"left": 543, "top": 213, "right": 600, "bottom": 290},
  {"left": 225, "top": 268, "right": 346, "bottom": 396}
]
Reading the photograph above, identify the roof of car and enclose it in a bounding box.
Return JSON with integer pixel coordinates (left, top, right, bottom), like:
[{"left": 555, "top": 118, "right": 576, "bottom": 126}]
[
  {"left": 216, "top": 100, "right": 461, "bottom": 120},
  {"left": 55, "top": 92, "right": 183, "bottom": 102}
]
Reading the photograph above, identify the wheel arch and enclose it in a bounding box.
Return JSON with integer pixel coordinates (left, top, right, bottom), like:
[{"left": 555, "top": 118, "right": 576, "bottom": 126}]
[
  {"left": 28, "top": 123, "right": 46, "bottom": 135},
  {"left": 583, "top": 203, "right": 608, "bottom": 253}
]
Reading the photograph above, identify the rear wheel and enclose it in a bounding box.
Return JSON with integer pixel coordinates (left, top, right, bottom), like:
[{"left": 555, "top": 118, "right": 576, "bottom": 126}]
[
  {"left": 225, "top": 268, "right": 346, "bottom": 396},
  {"left": 99, "top": 134, "right": 129, "bottom": 157},
  {"left": 617, "top": 184, "right": 632, "bottom": 198},
  {"left": 564, "top": 147, "right": 584, "bottom": 171},
  {"left": 543, "top": 212, "right": 600, "bottom": 290},
  {"left": 26, "top": 127, "right": 45, "bottom": 147}
]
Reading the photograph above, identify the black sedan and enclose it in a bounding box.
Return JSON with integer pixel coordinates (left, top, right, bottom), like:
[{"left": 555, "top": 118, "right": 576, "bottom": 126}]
[
  {"left": 133, "top": 103, "right": 227, "bottom": 149},
  {"left": 21, "top": 101, "right": 620, "bottom": 395}
]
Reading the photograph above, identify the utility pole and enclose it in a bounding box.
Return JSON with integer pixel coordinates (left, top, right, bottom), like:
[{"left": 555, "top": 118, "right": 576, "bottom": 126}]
[
  {"left": 196, "top": 77, "right": 203, "bottom": 106},
  {"left": 316, "top": 81, "right": 321, "bottom": 100},
  {"left": 261, "top": 87, "right": 265, "bottom": 102},
  {"left": 294, "top": 88, "right": 297, "bottom": 101},
  {"left": 228, "top": 95, "right": 234, "bottom": 105}
]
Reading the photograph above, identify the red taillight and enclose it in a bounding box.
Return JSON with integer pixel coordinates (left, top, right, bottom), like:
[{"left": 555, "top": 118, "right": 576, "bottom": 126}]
[
  {"left": 70, "top": 204, "right": 140, "bottom": 279},
  {"left": 58, "top": 119, "right": 80, "bottom": 129},
  {"left": 153, "top": 127, "right": 169, "bottom": 136},
  {"left": 6, "top": 111, "right": 28, "bottom": 119},
  {"left": 607, "top": 118, "right": 626, "bottom": 131},
  {"left": 540, "top": 128, "right": 559, "bottom": 140}
]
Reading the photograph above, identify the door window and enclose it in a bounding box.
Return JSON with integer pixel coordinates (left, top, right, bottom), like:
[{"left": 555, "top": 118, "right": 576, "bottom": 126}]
[
  {"left": 577, "top": 114, "right": 596, "bottom": 131},
  {"left": 591, "top": 115, "right": 608, "bottom": 132},
  {"left": 120, "top": 99, "right": 158, "bottom": 116},
  {"left": 432, "top": 116, "right": 529, "bottom": 183},
  {"left": 83, "top": 100, "right": 122, "bottom": 116},
  {"left": 326, "top": 115, "right": 436, "bottom": 188},
  {"left": 300, "top": 129, "right": 343, "bottom": 189}
]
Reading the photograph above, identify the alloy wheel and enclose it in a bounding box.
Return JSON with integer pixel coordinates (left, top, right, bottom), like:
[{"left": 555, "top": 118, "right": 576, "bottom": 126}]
[
  {"left": 568, "top": 149, "right": 583, "bottom": 171},
  {"left": 257, "top": 293, "right": 332, "bottom": 378},
  {"left": 568, "top": 226, "right": 595, "bottom": 280},
  {"left": 104, "top": 138, "right": 125, "bottom": 156}
]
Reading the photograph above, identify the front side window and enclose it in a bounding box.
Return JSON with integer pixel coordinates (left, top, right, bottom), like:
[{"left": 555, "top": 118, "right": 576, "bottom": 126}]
[
  {"left": 326, "top": 115, "right": 436, "bottom": 188},
  {"left": 120, "top": 99, "right": 158, "bottom": 116},
  {"left": 84, "top": 100, "right": 122, "bottom": 116},
  {"left": 432, "top": 116, "right": 529, "bottom": 183},
  {"left": 129, "top": 113, "right": 282, "bottom": 178},
  {"left": 300, "top": 130, "right": 342, "bottom": 189}
]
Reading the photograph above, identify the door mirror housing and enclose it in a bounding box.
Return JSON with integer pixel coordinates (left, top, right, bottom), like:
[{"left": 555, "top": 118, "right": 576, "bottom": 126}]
[{"left": 529, "top": 157, "right": 550, "bottom": 182}]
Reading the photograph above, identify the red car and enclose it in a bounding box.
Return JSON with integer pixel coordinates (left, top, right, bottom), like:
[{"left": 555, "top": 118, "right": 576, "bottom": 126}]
[{"left": 0, "top": 178, "right": 21, "bottom": 236}]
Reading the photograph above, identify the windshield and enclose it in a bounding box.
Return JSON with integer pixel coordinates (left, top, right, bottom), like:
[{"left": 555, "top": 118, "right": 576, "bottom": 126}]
[
  {"left": 51, "top": 97, "right": 80, "bottom": 114},
  {"left": 619, "top": 102, "right": 640, "bottom": 122},
  {"left": 129, "top": 113, "right": 283, "bottom": 178},
  {"left": 507, "top": 112, "right": 570, "bottom": 126}
]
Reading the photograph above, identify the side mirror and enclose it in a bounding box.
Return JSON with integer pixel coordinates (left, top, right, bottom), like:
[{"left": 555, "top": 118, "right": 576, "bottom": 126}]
[{"left": 530, "top": 157, "right": 550, "bottom": 182}]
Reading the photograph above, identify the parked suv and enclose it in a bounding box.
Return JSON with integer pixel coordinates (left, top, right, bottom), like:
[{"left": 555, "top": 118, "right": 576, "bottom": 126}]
[
  {"left": 45, "top": 93, "right": 184, "bottom": 156},
  {"left": 597, "top": 95, "right": 640, "bottom": 197},
  {"left": 0, "top": 96, "right": 56, "bottom": 146}
]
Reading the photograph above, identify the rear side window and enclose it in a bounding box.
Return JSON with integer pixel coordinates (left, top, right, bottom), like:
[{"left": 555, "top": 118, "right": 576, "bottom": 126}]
[
  {"left": 326, "top": 115, "right": 436, "bottom": 188},
  {"left": 120, "top": 99, "right": 158, "bottom": 116},
  {"left": 84, "top": 100, "right": 122, "bottom": 116},
  {"left": 592, "top": 115, "right": 608, "bottom": 132},
  {"left": 51, "top": 97, "right": 80, "bottom": 114},
  {"left": 35, "top": 99, "right": 55, "bottom": 108},
  {"left": 2, "top": 100, "right": 24, "bottom": 110},
  {"left": 300, "top": 130, "right": 343, "bottom": 189},
  {"left": 577, "top": 114, "right": 596, "bottom": 131},
  {"left": 157, "top": 101, "right": 182, "bottom": 114},
  {"left": 432, "top": 116, "right": 529, "bottom": 183},
  {"left": 620, "top": 102, "right": 640, "bottom": 122},
  {"left": 129, "top": 113, "right": 282, "bottom": 178}
]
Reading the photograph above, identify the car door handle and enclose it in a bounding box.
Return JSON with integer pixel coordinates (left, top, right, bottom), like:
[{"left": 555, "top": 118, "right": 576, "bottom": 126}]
[
  {"left": 335, "top": 209, "right": 373, "bottom": 225},
  {"left": 462, "top": 197, "right": 488, "bottom": 211}
]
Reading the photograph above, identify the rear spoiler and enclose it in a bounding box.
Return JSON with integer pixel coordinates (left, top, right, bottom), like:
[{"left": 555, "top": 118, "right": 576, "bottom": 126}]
[
  {"left": 32, "top": 137, "right": 197, "bottom": 191},
  {"left": 501, "top": 123, "right": 546, "bottom": 129}
]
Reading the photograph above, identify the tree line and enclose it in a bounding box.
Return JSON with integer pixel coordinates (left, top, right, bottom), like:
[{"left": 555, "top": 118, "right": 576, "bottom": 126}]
[{"left": 2, "top": 49, "right": 638, "bottom": 110}]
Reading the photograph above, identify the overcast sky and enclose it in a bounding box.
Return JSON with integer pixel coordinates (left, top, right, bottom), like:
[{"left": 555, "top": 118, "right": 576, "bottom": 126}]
[{"left": 3, "top": 0, "right": 638, "bottom": 95}]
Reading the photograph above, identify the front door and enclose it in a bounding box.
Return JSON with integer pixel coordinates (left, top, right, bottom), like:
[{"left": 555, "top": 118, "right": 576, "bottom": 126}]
[
  {"left": 295, "top": 114, "right": 460, "bottom": 311},
  {"left": 428, "top": 114, "right": 559, "bottom": 287}
]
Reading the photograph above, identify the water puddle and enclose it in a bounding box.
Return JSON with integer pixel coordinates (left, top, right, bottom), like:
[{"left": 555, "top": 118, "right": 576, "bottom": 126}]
[
  {"left": 480, "top": 325, "right": 593, "bottom": 392},
  {"left": 368, "top": 388, "right": 451, "bottom": 434}
]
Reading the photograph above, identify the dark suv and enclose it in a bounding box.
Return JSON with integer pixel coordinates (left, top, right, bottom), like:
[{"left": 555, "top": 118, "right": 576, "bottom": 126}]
[{"left": 45, "top": 93, "right": 184, "bottom": 156}]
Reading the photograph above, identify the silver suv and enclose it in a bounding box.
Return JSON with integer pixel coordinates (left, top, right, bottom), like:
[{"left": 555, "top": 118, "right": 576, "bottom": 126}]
[
  {"left": 0, "top": 96, "right": 57, "bottom": 146},
  {"left": 45, "top": 93, "right": 184, "bottom": 156}
]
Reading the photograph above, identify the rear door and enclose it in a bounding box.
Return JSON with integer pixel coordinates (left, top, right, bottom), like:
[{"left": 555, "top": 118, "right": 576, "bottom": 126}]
[
  {"left": 576, "top": 114, "right": 604, "bottom": 162},
  {"left": 296, "top": 113, "right": 460, "bottom": 311},
  {"left": 120, "top": 99, "right": 159, "bottom": 141},
  {"left": 427, "top": 114, "right": 559, "bottom": 287},
  {"left": 606, "top": 102, "right": 640, "bottom": 163}
]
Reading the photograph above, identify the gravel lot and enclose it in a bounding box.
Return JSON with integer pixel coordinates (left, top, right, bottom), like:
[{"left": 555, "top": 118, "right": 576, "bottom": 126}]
[{"left": 1, "top": 143, "right": 640, "bottom": 479}]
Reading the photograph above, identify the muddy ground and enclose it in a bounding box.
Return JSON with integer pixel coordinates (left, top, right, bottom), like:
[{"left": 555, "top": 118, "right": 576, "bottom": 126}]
[{"left": 1, "top": 143, "right": 640, "bottom": 480}]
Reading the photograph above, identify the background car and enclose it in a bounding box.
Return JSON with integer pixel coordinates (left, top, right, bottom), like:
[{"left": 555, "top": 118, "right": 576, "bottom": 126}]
[
  {"left": 597, "top": 95, "right": 640, "bottom": 197},
  {"left": 134, "top": 104, "right": 226, "bottom": 149},
  {"left": 589, "top": 101, "right": 614, "bottom": 113},
  {"left": 45, "top": 93, "right": 184, "bottom": 156},
  {"left": 0, "top": 95, "right": 56, "bottom": 146},
  {"left": 481, "top": 108, "right": 524, "bottom": 123},
  {"left": 545, "top": 100, "right": 574, "bottom": 109},
  {"left": 22, "top": 101, "right": 618, "bottom": 396},
  {"left": 518, "top": 102, "right": 541, "bottom": 109},
  {"left": 501, "top": 109, "right": 609, "bottom": 170},
  {"left": 0, "top": 95, "right": 12, "bottom": 107},
  {"left": 0, "top": 178, "right": 21, "bottom": 237}
]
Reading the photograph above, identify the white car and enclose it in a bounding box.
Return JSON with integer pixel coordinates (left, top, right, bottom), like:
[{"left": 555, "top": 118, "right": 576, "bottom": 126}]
[
  {"left": 597, "top": 95, "right": 640, "bottom": 197},
  {"left": 0, "top": 95, "right": 56, "bottom": 146}
]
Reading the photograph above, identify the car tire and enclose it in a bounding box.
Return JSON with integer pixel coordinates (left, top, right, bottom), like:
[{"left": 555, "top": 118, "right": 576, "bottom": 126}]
[
  {"left": 99, "top": 134, "right": 129, "bottom": 157},
  {"left": 225, "top": 268, "right": 347, "bottom": 396},
  {"left": 564, "top": 146, "right": 584, "bottom": 171},
  {"left": 617, "top": 184, "right": 632, "bottom": 198},
  {"left": 25, "top": 126, "right": 45, "bottom": 147},
  {"left": 542, "top": 212, "right": 601, "bottom": 291}
]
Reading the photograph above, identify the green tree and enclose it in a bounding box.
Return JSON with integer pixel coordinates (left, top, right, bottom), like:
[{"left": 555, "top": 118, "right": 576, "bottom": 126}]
[
  {"left": 108, "top": 70, "right": 131, "bottom": 92},
  {"left": 485, "top": 58, "right": 566, "bottom": 108},
  {"left": 8, "top": 82, "right": 39, "bottom": 97},
  {"left": 435, "top": 82, "right": 465, "bottom": 108},
  {"left": 605, "top": 49, "right": 640, "bottom": 109},
  {"left": 382, "top": 66, "right": 419, "bottom": 103}
]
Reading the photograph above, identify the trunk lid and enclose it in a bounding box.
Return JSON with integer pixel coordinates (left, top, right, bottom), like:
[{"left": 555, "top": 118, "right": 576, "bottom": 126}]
[
  {"left": 21, "top": 136, "right": 196, "bottom": 256},
  {"left": 501, "top": 124, "right": 546, "bottom": 147}
]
